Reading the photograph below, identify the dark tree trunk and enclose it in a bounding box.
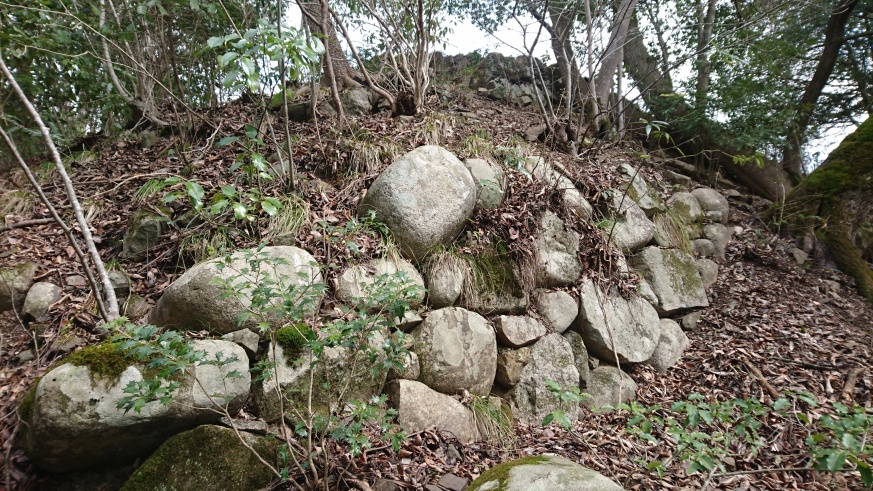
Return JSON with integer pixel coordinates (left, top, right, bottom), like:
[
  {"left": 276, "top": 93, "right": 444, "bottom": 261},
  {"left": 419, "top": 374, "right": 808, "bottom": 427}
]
[
  {"left": 298, "top": 0, "right": 361, "bottom": 90},
  {"left": 782, "top": 0, "right": 859, "bottom": 178}
]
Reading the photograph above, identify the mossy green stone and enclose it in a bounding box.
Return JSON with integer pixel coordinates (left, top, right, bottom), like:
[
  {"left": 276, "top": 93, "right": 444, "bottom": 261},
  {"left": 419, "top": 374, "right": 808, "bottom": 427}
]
[
  {"left": 275, "top": 324, "right": 311, "bottom": 362},
  {"left": 468, "top": 456, "right": 550, "bottom": 491},
  {"left": 121, "top": 425, "right": 280, "bottom": 491}
]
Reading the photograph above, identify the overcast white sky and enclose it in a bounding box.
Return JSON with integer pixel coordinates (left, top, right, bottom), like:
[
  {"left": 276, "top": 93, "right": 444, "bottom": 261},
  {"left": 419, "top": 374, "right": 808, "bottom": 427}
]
[{"left": 287, "top": 7, "right": 860, "bottom": 164}]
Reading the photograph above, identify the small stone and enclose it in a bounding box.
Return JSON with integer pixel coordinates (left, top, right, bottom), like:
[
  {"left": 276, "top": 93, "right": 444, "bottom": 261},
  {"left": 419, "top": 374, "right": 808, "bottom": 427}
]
[
  {"left": 17, "top": 349, "right": 34, "bottom": 363},
  {"left": 494, "top": 315, "right": 547, "bottom": 348},
  {"left": 222, "top": 329, "right": 261, "bottom": 357},
  {"left": 495, "top": 347, "right": 532, "bottom": 388},
  {"left": 122, "top": 294, "right": 151, "bottom": 320},
  {"left": 788, "top": 247, "right": 809, "bottom": 265},
  {"left": 534, "top": 290, "right": 577, "bottom": 334},
  {"left": 22, "top": 282, "right": 62, "bottom": 321},
  {"left": 218, "top": 417, "right": 268, "bottom": 434},
  {"left": 66, "top": 275, "right": 87, "bottom": 287},
  {"left": 437, "top": 473, "right": 469, "bottom": 491},
  {"left": 681, "top": 311, "right": 703, "bottom": 331}
]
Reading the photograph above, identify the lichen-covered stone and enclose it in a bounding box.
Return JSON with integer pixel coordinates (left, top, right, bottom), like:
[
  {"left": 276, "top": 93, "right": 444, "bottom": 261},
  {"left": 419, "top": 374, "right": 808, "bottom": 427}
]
[
  {"left": 630, "top": 246, "right": 709, "bottom": 315},
  {"left": 123, "top": 208, "right": 169, "bottom": 258},
  {"left": 533, "top": 211, "right": 582, "bottom": 287},
  {"left": 387, "top": 379, "right": 480, "bottom": 444},
  {"left": 494, "top": 315, "right": 547, "bottom": 348},
  {"left": 495, "top": 347, "right": 532, "bottom": 388},
  {"left": 21, "top": 340, "right": 250, "bottom": 473},
  {"left": 647, "top": 319, "right": 689, "bottom": 372},
  {"left": 696, "top": 258, "right": 719, "bottom": 289},
  {"left": 574, "top": 278, "right": 660, "bottom": 364},
  {"left": 691, "top": 188, "right": 729, "bottom": 224},
  {"left": 703, "top": 223, "right": 731, "bottom": 261},
  {"left": 603, "top": 190, "right": 656, "bottom": 253},
  {"left": 465, "top": 158, "right": 505, "bottom": 209},
  {"left": 335, "top": 256, "right": 425, "bottom": 310},
  {"left": 508, "top": 333, "right": 579, "bottom": 425},
  {"left": 534, "top": 290, "right": 577, "bottom": 333},
  {"left": 120, "top": 425, "right": 279, "bottom": 491},
  {"left": 584, "top": 366, "right": 638, "bottom": 409},
  {"left": 468, "top": 455, "right": 624, "bottom": 491},
  {"left": 617, "top": 163, "right": 665, "bottom": 217},
  {"left": 667, "top": 192, "right": 702, "bottom": 224},
  {"left": 149, "top": 246, "right": 323, "bottom": 334},
  {"left": 22, "top": 282, "right": 62, "bottom": 321},
  {"left": 425, "top": 253, "right": 465, "bottom": 308},
  {"left": 361, "top": 145, "right": 477, "bottom": 259},
  {"left": 563, "top": 330, "right": 590, "bottom": 389},
  {"left": 412, "top": 307, "right": 496, "bottom": 396}
]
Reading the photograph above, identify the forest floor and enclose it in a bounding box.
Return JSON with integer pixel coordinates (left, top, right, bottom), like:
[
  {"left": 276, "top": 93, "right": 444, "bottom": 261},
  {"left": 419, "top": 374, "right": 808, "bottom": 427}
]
[{"left": 0, "top": 91, "right": 871, "bottom": 490}]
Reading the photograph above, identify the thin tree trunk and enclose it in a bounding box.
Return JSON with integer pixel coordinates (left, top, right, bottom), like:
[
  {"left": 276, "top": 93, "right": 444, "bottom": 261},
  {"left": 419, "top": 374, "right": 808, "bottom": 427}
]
[
  {"left": 594, "top": 0, "right": 638, "bottom": 110},
  {"left": 695, "top": 0, "right": 717, "bottom": 108},
  {"left": 297, "top": 0, "right": 360, "bottom": 90},
  {"left": 0, "top": 53, "right": 120, "bottom": 321},
  {"left": 782, "top": 0, "right": 859, "bottom": 177}
]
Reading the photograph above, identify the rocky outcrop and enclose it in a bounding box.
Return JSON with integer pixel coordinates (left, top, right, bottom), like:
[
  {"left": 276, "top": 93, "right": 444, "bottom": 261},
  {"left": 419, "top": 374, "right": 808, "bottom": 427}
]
[
  {"left": 361, "top": 145, "right": 477, "bottom": 259},
  {"left": 468, "top": 455, "right": 625, "bottom": 491},
  {"left": 617, "top": 163, "right": 665, "bottom": 217},
  {"left": 630, "top": 247, "right": 709, "bottom": 315},
  {"left": 525, "top": 157, "right": 593, "bottom": 219},
  {"left": 20, "top": 340, "right": 250, "bottom": 472},
  {"left": 387, "top": 379, "right": 480, "bottom": 444},
  {"left": 412, "top": 307, "right": 497, "bottom": 396},
  {"left": 149, "top": 246, "right": 323, "bottom": 334},
  {"left": 574, "top": 278, "right": 660, "bottom": 364},
  {"left": 508, "top": 333, "right": 579, "bottom": 425},
  {"left": 0, "top": 262, "right": 38, "bottom": 313},
  {"left": 495, "top": 347, "right": 532, "bottom": 388}
]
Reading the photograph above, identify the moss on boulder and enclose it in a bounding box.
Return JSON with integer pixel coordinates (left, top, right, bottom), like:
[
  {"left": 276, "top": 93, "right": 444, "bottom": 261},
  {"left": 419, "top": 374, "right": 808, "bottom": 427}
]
[
  {"left": 120, "top": 425, "right": 280, "bottom": 491},
  {"left": 775, "top": 118, "right": 873, "bottom": 304}
]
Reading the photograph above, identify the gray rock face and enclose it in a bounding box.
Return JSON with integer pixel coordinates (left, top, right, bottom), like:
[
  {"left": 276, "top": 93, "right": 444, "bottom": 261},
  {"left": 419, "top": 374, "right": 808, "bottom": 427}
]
[
  {"left": 413, "top": 307, "right": 496, "bottom": 396},
  {"left": 703, "top": 223, "right": 731, "bottom": 261},
  {"left": 460, "top": 288, "right": 528, "bottom": 316},
  {"left": 425, "top": 253, "right": 465, "bottom": 308},
  {"left": 574, "top": 278, "right": 660, "bottom": 364},
  {"left": 534, "top": 290, "right": 577, "bottom": 334},
  {"left": 221, "top": 329, "right": 260, "bottom": 359},
  {"left": 120, "top": 425, "right": 278, "bottom": 491},
  {"left": 495, "top": 347, "right": 532, "bottom": 388},
  {"left": 617, "top": 163, "right": 665, "bottom": 217},
  {"left": 663, "top": 170, "right": 692, "bottom": 186},
  {"left": 387, "top": 379, "right": 480, "bottom": 444},
  {"left": 149, "top": 246, "right": 323, "bottom": 334},
  {"left": 681, "top": 311, "right": 703, "bottom": 331},
  {"left": 667, "top": 192, "right": 702, "bottom": 224},
  {"left": 691, "top": 188, "right": 729, "bottom": 224},
  {"left": 0, "top": 262, "right": 38, "bottom": 312},
  {"left": 604, "top": 191, "right": 656, "bottom": 253},
  {"left": 508, "top": 333, "right": 579, "bottom": 425},
  {"left": 696, "top": 258, "right": 719, "bottom": 289},
  {"left": 335, "top": 257, "right": 425, "bottom": 309},
  {"left": 494, "top": 315, "right": 546, "bottom": 348},
  {"left": 693, "top": 238, "right": 716, "bottom": 258},
  {"left": 647, "top": 319, "right": 689, "bottom": 372},
  {"left": 341, "top": 87, "right": 373, "bottom": 116},
  {"left": 630, "top": 247, "right": 709, "bottom": 315},
  {"left": 563, "top": 330, "right": 590, "bottom": 389},
  {"left": 108, "top": 270, "right": 131, "bottom": 299},
  {"left": 465, "top": 158, "right": 505, "bottom": 209},
  {"left": 584, "top": 366, "right": 638, "bottom": 409},
  {"left": 22, "top": 282, "right": 62, "bottom": 321},
  {"left": 21, "top": 340, "right": 250, "bottom": 472},
  {"left": 123, "top": 208, "right": 168, "bottom": 258},
  {"left": 533, "top": 211, "right": 582, "bottom": 287},
  {"left": 361, "top": 145, "right": 477, "bottom": 259},
  {"left": 468, "top": 455, "right": 624, "bottom": 491},
  {"left": 254, "top": 336, "right": 388, "bottom": 423}
]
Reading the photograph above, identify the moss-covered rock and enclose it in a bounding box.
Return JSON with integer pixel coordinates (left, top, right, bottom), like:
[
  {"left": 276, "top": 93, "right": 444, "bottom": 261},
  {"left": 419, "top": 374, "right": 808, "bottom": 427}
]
[
  {"left": 122, "top": 207, "right": 170, "bottom": 258},
  {"left": 121, "top": 425, "right": 280, "bottom": 491},
  {"left": 468, "top": 455, "right": 624, "bottom": 491},
  {"left": 774, "top": 118, "right": 873, "bottom": 304}
]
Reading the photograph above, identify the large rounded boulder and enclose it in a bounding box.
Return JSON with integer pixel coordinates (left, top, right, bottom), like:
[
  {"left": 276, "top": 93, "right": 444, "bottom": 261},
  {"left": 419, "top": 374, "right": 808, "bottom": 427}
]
[
  {"left": 469, "top": 455, "right": 624, "bottom": 491},
  {"left": 412, "top": 307, "right": 496, "bottom": 396},
  {"left": 361, "top": 145, "right": 477, "bottom": 259},
  {"left": 20, "top": 340, "right": 250, "bottom": 473},
  {"left": 149, "top": 246, "right": 323, "bottom": 334}
]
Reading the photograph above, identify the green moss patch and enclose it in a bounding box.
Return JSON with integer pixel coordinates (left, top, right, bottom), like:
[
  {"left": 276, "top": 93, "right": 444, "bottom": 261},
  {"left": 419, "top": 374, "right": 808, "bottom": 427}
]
[
  {"left": 468, "top": 455, "right": 550, "bottom": 491},
  {"left": 120, "top": 425, "right": 280, "bottom": 491},
  {"left": 64, "top": 342, "right": 132, "bottom": 381},
  {"left": 276, "top": 324, "right": 312, "bottom": 362}
]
